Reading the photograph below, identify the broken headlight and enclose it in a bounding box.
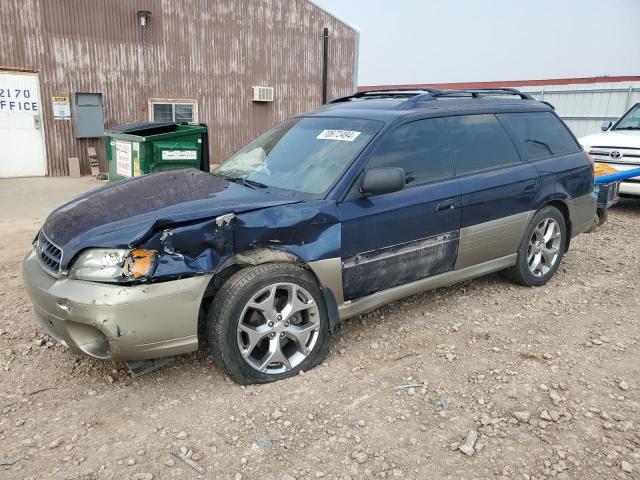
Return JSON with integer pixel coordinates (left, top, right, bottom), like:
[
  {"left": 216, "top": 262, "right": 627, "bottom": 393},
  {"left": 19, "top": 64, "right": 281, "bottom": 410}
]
[{"left": 69, "top": 248, "right": 157, "bottom": 283}]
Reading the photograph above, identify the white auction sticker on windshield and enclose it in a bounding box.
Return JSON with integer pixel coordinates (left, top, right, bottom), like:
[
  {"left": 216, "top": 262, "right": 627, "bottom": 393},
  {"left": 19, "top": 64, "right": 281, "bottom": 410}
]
[{"left": 316, "top": 129, "right": 361, "bottom": 142}]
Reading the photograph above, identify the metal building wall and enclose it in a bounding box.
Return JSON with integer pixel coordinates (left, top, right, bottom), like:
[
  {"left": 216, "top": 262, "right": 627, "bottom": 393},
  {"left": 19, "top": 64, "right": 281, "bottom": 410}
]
[
  {"left": 0, "top": 0, "right": 357, "bottom": 176},
  {"left": 515, "top": 82, "right": 640, "bottom": 138},
  {"left": 358, "top": 77, "right": 640, "bottom": 140}
]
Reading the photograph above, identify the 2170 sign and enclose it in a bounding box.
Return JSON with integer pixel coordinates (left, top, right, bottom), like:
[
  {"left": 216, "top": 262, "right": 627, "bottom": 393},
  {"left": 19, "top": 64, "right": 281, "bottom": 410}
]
[{"left": 0, "top": 87, "right": 39, "bottom": 112}]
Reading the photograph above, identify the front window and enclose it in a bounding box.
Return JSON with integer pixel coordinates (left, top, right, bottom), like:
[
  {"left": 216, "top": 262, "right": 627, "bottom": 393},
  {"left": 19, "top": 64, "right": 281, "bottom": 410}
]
[
  {"left": 365, "top": 118, "right": 453, "bottom": 186},
  {"left": 214, "top": 117, "right": 382, "bottom": 197},
  {"left": 613, "top": 103, "right": 640, "bottom": 130}
]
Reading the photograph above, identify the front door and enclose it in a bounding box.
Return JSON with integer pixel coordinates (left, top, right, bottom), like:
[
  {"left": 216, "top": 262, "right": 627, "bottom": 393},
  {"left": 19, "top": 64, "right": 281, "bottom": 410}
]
[
  {"left": 0, "top": 71, "right": 46, "bottom": 177},
  {"left": 339, "top": 117, "right": 461, "bottom": 301}
]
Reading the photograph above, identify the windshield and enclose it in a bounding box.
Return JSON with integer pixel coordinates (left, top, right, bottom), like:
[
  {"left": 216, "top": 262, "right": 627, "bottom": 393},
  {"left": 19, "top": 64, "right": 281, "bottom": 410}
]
[
  {"left": 614, "top": 103, "right": 640, "bottom": 130},
  {"left": 214, "top": 117, "right": 382, "bottom": 197}
]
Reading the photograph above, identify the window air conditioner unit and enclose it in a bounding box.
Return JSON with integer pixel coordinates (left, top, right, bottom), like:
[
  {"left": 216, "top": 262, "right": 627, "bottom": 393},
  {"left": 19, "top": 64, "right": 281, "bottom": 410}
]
[{"left": 251, "top": 86, "right": 274, "bottom": 102}]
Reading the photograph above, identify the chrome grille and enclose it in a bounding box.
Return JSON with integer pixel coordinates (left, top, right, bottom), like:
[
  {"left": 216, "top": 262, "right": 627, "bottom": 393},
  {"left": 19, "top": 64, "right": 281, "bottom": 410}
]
[
  {"left": 37, "top": 231, "right": 62, "bottom": 276},
  {"left": 589, "top": 146, "right": 640, "bottom": 182},
  {"left": 589, "top": 146, "right": 640, "bottom": 165}
]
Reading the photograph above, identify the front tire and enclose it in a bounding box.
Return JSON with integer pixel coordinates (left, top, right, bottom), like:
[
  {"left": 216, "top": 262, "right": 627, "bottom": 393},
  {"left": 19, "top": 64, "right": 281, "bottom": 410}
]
[
  {"left": 504, "top": 206, "right": 567, "bottom": 287},
  {"left": 207, "top": 263, "right": 330, "bottom": 384}
]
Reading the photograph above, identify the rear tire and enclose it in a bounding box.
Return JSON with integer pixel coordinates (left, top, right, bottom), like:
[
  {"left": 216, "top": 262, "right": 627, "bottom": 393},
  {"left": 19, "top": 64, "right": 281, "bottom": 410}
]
[
  {"left": 504, "top": 206, "right": 567, "bottom": 287},
  {"left": 207, "top": 263, "right": 330, "bottom": 384}
]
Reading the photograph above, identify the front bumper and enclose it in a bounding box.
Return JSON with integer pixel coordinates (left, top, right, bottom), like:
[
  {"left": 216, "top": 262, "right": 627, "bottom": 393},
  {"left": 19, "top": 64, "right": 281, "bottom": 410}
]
[
  {"left": 619, "top": 181, "right": 640, "bottom": 197},
  {"left": 22, "top": 248, "right": 212, "bottom": 361}
]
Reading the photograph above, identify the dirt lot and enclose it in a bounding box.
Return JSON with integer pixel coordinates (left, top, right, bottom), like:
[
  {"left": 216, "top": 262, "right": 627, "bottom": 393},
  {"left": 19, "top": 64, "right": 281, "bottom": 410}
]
[{"left": 1, "top": 177, "right": 639, "bottom": 480}]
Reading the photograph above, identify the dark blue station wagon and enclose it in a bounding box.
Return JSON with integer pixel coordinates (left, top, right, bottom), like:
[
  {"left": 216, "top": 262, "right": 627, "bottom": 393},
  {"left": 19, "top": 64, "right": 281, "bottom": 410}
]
[{"left": 23, "top": 88, "right": 596, "bottom": 383}]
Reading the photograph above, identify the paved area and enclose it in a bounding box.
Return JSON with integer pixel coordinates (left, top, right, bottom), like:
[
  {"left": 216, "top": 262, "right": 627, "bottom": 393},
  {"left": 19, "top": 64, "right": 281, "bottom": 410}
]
[{"left": 0, "top": 177, "right": 100, "bottom": 222}]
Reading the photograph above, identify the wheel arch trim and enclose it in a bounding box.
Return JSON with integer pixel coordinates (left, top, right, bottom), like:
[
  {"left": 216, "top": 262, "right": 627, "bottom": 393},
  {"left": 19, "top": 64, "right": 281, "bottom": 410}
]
[{"left": 535, "top": 195, "right": 572, "bottom": 250}]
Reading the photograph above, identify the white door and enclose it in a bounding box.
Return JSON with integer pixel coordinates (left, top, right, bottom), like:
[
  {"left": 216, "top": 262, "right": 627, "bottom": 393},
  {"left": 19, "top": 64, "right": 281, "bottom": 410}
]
[{"left": 0, "top": 72, "right": 46, "bottom": 177}]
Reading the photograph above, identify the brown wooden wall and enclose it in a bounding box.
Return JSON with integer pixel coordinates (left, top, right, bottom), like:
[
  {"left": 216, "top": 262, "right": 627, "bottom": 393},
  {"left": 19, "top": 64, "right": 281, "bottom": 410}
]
[{"left": 0, "top": 0, "right": 357, "bottom": 176}]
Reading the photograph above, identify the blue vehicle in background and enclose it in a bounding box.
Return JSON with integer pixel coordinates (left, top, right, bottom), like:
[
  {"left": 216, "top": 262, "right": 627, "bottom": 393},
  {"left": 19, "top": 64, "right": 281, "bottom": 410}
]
[{"left": 23, "top": 88, "right": 596, "bottom": 384}]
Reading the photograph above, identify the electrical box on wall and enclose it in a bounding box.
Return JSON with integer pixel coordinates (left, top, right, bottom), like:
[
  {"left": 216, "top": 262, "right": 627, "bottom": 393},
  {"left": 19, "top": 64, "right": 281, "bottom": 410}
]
[
  {"left": 72, "top": 92, "right": 104, "bottom": 138},
  {"left": 251, "top": 86, "right": 274, "bottom": 102}
]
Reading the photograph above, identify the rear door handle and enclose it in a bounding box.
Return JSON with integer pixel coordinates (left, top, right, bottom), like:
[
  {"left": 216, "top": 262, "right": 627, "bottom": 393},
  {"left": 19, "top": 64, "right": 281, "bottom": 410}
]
[
  {"left": 436, "top": 199, "right": 455, "bottom": 212},
  {"left": 524, "top": 180, "right": 537, "bottom": 192}
]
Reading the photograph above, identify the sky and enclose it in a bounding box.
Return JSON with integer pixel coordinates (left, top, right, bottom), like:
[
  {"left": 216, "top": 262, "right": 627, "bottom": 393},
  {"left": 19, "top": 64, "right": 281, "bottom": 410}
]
[{"left": 313, "top": 0, "right": 640, "bottom": 87}]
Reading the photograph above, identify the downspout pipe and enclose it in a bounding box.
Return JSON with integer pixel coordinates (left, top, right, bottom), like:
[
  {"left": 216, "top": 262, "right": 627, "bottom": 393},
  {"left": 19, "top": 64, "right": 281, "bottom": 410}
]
[{"left": 322, "top": 27, "right": 329, "bottom": 104}]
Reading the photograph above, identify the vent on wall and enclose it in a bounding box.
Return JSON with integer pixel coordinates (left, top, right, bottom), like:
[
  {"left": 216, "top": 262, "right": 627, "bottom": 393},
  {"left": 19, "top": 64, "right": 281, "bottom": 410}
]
[{"left": 251, "top": 86, "right": 274, "bottom": 102}]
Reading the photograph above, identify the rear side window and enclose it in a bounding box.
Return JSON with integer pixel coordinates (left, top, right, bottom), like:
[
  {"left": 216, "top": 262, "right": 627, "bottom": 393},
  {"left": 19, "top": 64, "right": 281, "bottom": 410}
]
[
  {"left": 499, "top": 112, "right": 579, "bottom": 160},
  {"left": 366, "top": 117, "right": 453, "bottom": 186},
  {"left": 447, "top": 114, "right": 521, "bottom": 176}
]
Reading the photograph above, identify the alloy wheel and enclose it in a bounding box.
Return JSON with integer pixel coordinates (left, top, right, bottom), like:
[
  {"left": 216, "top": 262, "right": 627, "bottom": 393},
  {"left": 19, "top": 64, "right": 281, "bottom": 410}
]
[
  {"left": 527, "top": 217, "right": 562, "bottom": 277},
  {"left": 236, "top": 282, "right": 320, "bottom": 374}
]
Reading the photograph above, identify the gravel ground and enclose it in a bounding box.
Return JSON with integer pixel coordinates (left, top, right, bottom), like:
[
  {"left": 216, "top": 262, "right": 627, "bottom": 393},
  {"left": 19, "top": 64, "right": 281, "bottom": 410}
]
[{"left": 1, "top": 178, "right": 639, "bottom": 480}]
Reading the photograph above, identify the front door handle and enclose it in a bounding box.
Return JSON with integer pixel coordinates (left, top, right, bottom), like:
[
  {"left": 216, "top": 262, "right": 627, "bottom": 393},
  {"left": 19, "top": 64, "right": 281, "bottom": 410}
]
[
  {"left": 524, "top": 180, "right": 537, "bottom": 192},
  {"left": 436, "top": 198, "right": 455, "bottom": 212}
]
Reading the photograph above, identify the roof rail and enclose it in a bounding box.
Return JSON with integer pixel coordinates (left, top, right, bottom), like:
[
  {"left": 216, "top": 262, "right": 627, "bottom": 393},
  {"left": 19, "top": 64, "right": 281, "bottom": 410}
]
[
  {"left": 330, "top": 87, "right": 535, "bottom": 104},
  {"left": 330, "top": 88, "right": 442, "bottom": 103},
  {"left": 434, "top": 88, "right": 534, "bottom": 100}
]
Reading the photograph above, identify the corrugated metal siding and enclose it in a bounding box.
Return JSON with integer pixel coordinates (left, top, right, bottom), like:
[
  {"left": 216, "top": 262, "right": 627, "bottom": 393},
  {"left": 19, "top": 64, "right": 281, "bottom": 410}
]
[
  {"left": 0, "top": 0, "right": 356, "bottom": 176},
  {"left": 515, "top": 82, "right": 640, "bottom": 138},
  {"left": 358, "top": 78, "right": 640, "bottom": 140}
]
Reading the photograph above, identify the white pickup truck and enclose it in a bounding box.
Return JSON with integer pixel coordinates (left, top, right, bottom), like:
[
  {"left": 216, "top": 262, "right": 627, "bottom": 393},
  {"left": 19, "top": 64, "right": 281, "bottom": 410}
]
[{"left": 580, "top": 102, "right": 640, "bottom": 197}]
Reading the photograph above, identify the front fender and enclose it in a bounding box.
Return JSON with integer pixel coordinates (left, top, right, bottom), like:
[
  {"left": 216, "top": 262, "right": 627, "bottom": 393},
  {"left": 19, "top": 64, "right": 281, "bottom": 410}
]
[{"left": 138, "top": 200, "right": 344, "bottom": 305}]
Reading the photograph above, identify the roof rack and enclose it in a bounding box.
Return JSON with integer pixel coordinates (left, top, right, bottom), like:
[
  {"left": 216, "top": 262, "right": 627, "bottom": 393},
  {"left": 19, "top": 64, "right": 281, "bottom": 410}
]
[
  {"left": 330, "top": 88, "right": 443, "bottom": 103},
  {"left": 434, "top": 88, "right": 534, "bottom": 100},
  {"left": 331, "top": 87, "right": 534, "bottom": 104}
]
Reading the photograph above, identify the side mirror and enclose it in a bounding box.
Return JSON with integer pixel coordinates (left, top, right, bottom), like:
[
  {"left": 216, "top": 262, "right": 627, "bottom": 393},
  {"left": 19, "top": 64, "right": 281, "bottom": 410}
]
[
  {"left": 601, "top": 120, "right": 612, "bottom": 131},
  {"left": 360, "top": 167, "right": 405, "bottom": 196}
]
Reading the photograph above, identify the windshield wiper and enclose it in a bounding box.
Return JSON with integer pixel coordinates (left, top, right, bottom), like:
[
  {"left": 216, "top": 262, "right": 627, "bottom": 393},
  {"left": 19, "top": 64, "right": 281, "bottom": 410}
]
[
  {"left": 241, "top": 178, "right": 269, "bottom": 189},
  {"left": 225, "top": 176, "right": 269, "bottom": 190},
  {"left": 615, "top": 126, "right": 640, "bottom": 130}
]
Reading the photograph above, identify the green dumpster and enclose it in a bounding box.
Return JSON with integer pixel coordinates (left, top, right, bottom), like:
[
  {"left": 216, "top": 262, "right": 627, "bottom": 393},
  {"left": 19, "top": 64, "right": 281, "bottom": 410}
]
[{"left": 105, "top": 122, "right": 209, "bottom": 181}]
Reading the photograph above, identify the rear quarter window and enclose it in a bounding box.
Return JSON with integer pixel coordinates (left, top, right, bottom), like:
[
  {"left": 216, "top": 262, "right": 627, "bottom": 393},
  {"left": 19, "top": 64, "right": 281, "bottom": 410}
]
[{"left": 498, "top": 112, "right": 579, "bottom": 160}]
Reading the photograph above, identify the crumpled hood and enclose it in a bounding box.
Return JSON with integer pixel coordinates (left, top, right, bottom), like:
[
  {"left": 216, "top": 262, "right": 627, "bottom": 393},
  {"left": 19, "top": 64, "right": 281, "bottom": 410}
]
[{"left": 41, "top": 169, "right": 298, "bottom": 268}]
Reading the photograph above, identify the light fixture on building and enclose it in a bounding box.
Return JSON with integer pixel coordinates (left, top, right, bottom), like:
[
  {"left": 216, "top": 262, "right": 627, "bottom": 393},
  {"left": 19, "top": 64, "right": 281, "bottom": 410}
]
[{"left": 137, "top": 11, "right": 151, "bottom": 28}]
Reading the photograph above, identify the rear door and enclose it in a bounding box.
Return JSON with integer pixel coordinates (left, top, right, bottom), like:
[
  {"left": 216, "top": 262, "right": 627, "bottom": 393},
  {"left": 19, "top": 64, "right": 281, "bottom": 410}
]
[
  {"left": 498, "top": 111, "right": 593, "bottom": 234},
  {"left": 447, "top": 113, "right": 540, "bottom": 269},
  {"left": 339, "top": 117, "right": 461, "bottom": 301}
]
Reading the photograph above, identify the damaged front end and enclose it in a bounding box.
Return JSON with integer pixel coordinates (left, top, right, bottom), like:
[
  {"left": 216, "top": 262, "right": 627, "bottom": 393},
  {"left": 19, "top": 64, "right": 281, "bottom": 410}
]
[
  {"left": 23, "top": 170, "right": 342, "bottom": 362},
  {"left": 23, "top": 245, "right": 212, "bottom": 360},
  {"left": 135, "top": 213, "right": 237, "bottom": 282}
]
